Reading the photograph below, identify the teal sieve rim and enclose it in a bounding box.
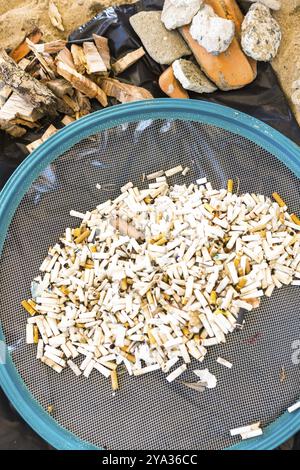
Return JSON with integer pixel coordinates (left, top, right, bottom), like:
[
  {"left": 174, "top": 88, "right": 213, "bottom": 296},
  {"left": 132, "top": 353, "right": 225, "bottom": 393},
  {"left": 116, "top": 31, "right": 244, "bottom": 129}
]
[{"left": 0, "top": 99, "right": 299, "bottom": 450}]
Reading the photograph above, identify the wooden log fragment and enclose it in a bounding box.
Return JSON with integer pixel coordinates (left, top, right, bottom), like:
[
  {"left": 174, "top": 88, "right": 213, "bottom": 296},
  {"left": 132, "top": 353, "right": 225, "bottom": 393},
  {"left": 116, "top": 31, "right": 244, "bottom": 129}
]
[
  {"left": 93, "top": 34, "right": 111, "bottom": 70},
  {"left": 26, "top": 39, "right": 56, "bottom": 80},
  {"left": 0, "top": 119, "right": 26, "bottom": 137},
  {"left": 0, "top": 50, "right": 57, "bottom": 114},
  {"left": 61, "top": 115, "right": 75, "bottom": 126},
  {"left": 56, "top": 60, "right": 108, "bottom": 107},
  {"left": 112, "top": 48, "right": 145, "bottom": 75},
  {"left": 56, "top": 48, "right": 75, "bottom": 69},
  {"left": 10, "top": 28, "right": 43, "bottom": 63},
  {"left": 0, "top": 92, "right": 43, "bottom": 122},
  {"left": 70, "top": 45, "right": 86, "bottom": 74},
  {"left": 46, "top": 78, "right": 74, "bottom": 98},
  {"left": 34, "top": 40, "right": 67, "bottom": 55},
  {"left": 100, "top": 77, "right": 153, "bottom": 103},
  {"left": 83, "top": 42, "right": 107, "bottom": 74}
]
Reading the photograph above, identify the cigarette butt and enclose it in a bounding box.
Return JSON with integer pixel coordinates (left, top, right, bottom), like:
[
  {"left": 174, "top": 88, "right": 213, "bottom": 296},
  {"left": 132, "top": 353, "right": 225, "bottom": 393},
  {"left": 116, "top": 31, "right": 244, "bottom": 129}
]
[
  {"left": 204, "top": 203, "right": 214, "bottom": 214},
  {"left": 120, "top": 278, "right": 128, "bottom": 291},
  {"left": 21, "top": 300, "right": 36, "bottom": 316},
  {"left": 73, "top": 227, "right": 81, "bottom": 237},
  {"left": 272, "top": 192, "right": 286, "bottom": 208},
  {"left": 210, "top": 291, "right": 217, "bottom": 305},
  {"left": 75, "top": 229, "right": 90, "bottom": 244},
  {"left": 245, "top": 259, "right": 251, "bottom": 275},
  {"left": 33, "top": 325, "right": 39, "bottom": 344},
  {"left": 144, "top": 196, "right": 153, "bottom": 204},
  {"left": 84, "top": 262, "right": 94, "bottom": 269},
  {"left": 291, "top": 214, "right": 300, "bottom": 226},
  {"left": 60, "top": 286, "right": 70, "bottom": 295},
  {"left": 76, "top": 323, "right": 85, "bottom": 328},
  {"left": 234, "top": 257, "right": 240, "bottom": 268},
  {"left": 227, "top": 179, "right": 234, "bottom": 193},
  {"left": 111, "top": 369, "right": 119, "bottom": 391},
  {"left": 181, "top": 297, "right": 188, "bottom": 305},
  {"left": 155, "top": 236, "right": 168, "bottom": 246},
  {"left": 237, "top": 278, "right": 247, "bottom": 289},
  {"left": 146, "top": 291, "right": 154, "bottom": 305},
  {"left": 27, "top": 299, "right": 37, "bottom": 309},
  {"left": 90, "top": 245, "right": 97, "bottom": 253},
  {"left": 148, "top": 329, "right": 157, "bottom": 345}
]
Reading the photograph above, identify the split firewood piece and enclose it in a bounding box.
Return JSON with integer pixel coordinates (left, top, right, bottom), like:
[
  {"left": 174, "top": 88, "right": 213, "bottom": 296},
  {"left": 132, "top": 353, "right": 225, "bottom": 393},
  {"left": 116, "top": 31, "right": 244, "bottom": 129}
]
[
  {"left": 62, "top": 94, "right": 80, "bottom": 113},
  {"left": 11, "top": 118, "right": 40, "bottom": 129},
  {"left": 10, "top": 28, "right": 43, "bottom": 63},
  {"left": 0, "top": 81, "right": 12, "bottom": 107},
  {"left": 46, "top": 78, "right": 74, "bottom": 98},
  {"left": 83, "top": 42, "right": 107, "bottom": 74},
  {"left": 56, "top": 47, "right": 75, "bottom": 69},
  {"left": 0, "top": 50, "right": 57, "bottom": 114},
  {"left": 75, "top": 90, "right": 91, "bottom": 118},
  {"left": 55, "top": 96, "right": 76, "bottom": 116},
  {"left": 0, "top": 92, "right": 43, "bottom": 122},
  {"left": 26, "top": 39, "right": 56, "bottom": 80},
  {"left": 93, "top": 34, "right": 111, "bottom": 70},
  {"left": 100, "top": 78, "right": 153, "bottom": 103},
  {"left": 34, "top": 40, "right": 67, "bottom": 55},
  {"left": 61, "top": 115, "right": 75, "bottom": 126},
  {"left": 26, "top": 124, "right": 58, "bottom": 153},
  {"left": 56, "top": 60, "right": 108, "bottom": 107},
  {"left": 0, "top": 119, "right": 27, "bottom": 138},
  {"left": 70, "top": 45, "right": 87, "bottom": 75},
  {"left": 158, "top": 66, "right": 189, "bottom": 99},
  {"left": 112, "top": 48, "right": 145, "bottom": 75},
  {"left": 49, "top": 1, "right": 64, "bottom": 32}
]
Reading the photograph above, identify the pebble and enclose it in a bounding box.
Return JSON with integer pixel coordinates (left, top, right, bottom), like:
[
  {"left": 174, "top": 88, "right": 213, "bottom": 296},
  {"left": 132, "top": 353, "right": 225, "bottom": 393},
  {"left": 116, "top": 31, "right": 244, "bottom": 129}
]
[{"left": 161, "top": 0, "right": 202, "bottom": 30}]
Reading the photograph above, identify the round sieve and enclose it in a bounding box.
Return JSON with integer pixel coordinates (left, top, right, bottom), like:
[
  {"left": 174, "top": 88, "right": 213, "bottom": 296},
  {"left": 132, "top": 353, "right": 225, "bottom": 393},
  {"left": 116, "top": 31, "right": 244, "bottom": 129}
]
[{"left": 0, "top": 100, "right": 299, "bottom": 450}]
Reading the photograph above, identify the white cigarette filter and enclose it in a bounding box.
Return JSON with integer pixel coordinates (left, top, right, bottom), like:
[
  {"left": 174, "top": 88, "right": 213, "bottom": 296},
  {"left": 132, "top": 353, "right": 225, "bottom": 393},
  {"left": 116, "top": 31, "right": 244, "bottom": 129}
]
[{"left": 21, "top": 172, "right": 300, "bottom": 390}]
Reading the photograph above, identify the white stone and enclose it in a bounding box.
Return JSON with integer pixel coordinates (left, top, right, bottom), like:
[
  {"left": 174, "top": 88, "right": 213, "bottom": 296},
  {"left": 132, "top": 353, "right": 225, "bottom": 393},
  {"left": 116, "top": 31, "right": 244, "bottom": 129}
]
[
  {"left": 172, "top": 59, "right": 217, "bottom": 93},
  {"left": 161, "top": 0, "right": 202, "bottom": 30},
  {"left": 243, "top": 0, "right": 281, "bottom": 11},
  {"left": 241, "top": 3, "right": 281, "bottom": 61},
  {"left": 190, "top": 4, "right": 235, "bottom": 55}
]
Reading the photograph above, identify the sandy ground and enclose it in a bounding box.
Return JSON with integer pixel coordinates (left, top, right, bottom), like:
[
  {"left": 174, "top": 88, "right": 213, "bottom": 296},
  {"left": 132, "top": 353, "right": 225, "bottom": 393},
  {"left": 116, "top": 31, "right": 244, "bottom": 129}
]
[{"left": 0, "top": 0, "right": 299, "bottom": 125}]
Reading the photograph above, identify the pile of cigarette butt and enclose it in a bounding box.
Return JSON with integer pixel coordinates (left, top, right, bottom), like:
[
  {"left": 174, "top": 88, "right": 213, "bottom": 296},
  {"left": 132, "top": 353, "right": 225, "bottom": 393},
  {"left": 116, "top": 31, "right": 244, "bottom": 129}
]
[{"left": 23, "top": 166, "right": 300, "bottom": 404}]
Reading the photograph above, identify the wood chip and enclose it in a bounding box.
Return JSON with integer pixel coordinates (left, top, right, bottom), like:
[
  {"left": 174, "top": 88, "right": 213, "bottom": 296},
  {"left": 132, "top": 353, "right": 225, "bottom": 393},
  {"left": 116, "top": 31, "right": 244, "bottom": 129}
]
[
  {"left": 56, "top": 48, "right": 75, "bottom": 69},
  {"left": 49, "top": 1, "right": 64, "bottom": 32},
  {"left": 56, "top": 61, "right": 108, "bottom": 107},
  {"left": 61, "top": 115, "right": 75, "bottom": 126},
  {"left": 83, "top": 42, "right": 107, "bottom": 74},
  {"left": 26, "top": 124, "right": 57, "bottom": 153},
  {"left": 112, "top": 48, "right": 145, "bottom": 75},
  {"left": 9, "top": 28, "right": 43, "bottom": 63},
  {"left": 26, "top": 39, "right": 56, "bottom": 80},
  {"left": 93, "top": 34, "right": 111, "bottom": 70},
  {"left": 70, "top": 45, "right": 87, "bottom": 75},
  {"left": 100, "top": 77, "right": 153, "bottom": 103},
  {"left": 34, "top": 40, "right": 67, "bottom": 55},
  {"left": 46, "top": 78, "right": 74, "bottom": 98}
]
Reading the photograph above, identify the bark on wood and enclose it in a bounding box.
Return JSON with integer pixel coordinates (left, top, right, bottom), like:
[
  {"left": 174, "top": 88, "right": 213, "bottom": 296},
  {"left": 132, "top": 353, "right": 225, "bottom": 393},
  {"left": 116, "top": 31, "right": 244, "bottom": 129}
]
[
  {"left": 112, "top": 48, "right": 145, "bottom": 75},
  {"left": 56, "top": 60, "right": 108, "bottom": 107},
  {"left": 0, "top": 50, "right": 57, "bottom": 114},
  {"left": 10, "top": 28, "right": 43, "bottom": 63},
  {"left": 0, "top": 80, "right": 12, "bottom": 107},
  {"left": 83, "top": 42, "right": 107, "bottom": 74},
  {"left": 100, "top": 78, "right": 153, "bottom": 103},
  {"left": 70, "top": 45, "right": 86, "bottom": 74},
  {"left": 93, "top": 34, "right": 111, "bottom": 70},
  {"left": 75, "top": 90, "right": 91, "bottom": 117}
]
